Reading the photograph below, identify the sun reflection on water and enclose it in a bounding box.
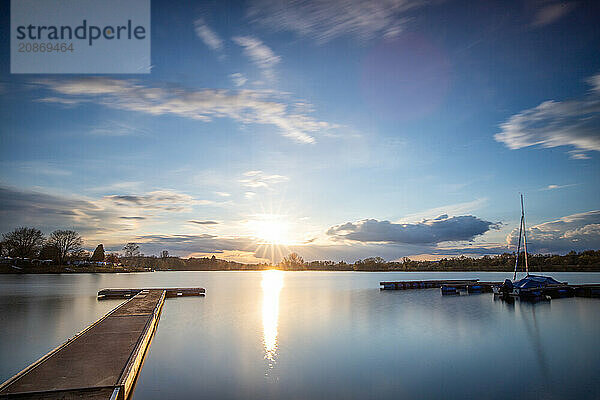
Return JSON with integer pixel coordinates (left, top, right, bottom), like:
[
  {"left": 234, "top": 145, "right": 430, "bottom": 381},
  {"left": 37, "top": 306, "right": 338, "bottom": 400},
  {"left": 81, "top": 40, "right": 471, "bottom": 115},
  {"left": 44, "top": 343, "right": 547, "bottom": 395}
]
[{"left": 261, "top": 270, "right": 284, "bottom": 369}]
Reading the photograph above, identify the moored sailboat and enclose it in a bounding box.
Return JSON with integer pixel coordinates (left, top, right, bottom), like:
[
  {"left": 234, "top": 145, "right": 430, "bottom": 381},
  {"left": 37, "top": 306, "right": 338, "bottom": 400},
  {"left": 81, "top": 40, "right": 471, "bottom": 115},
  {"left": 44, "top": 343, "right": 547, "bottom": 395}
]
[{"left": 494, "top": 195, "right": 566, "bottom": 299}]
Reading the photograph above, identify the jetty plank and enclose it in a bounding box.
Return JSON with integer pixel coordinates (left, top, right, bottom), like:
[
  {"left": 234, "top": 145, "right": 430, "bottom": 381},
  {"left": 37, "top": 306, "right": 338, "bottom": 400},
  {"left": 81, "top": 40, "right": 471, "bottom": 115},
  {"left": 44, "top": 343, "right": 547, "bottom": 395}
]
[{"left": 0, "top": 289, "right": 169, "bottom": 399}]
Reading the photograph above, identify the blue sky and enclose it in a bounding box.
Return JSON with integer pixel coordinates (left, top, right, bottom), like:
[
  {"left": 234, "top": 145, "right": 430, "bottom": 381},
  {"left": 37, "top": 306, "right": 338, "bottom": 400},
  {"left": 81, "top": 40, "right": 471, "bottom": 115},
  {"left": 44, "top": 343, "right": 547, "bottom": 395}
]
[{"left": 1, "top": 0, "right": 599, "bottom": 262}]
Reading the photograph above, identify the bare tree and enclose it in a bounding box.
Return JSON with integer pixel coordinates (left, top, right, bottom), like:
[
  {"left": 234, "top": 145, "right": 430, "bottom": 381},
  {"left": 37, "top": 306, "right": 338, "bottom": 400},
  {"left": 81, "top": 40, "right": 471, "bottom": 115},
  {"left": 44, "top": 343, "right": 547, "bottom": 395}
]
[
  {"left": 123, "top": 242, "right": 140, "bottom": 258},
  {"left": 47, "top": 230, "right": 83, "bottom": 265},
  {"left": 2, "top": 227, "right": 45, "bottom": 258},
  {"left": 160, "top": 250, "right": 169, "bottom": 259},
  {"left": 279, "top": 252, "right": 305, "bottom": 269}
]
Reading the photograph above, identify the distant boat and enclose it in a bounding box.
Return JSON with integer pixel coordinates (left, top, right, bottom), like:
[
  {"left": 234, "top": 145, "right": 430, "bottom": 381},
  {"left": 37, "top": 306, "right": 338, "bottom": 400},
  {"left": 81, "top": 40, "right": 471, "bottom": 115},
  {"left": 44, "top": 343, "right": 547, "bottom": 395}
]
[{"left": 494, "top": 195, "right": 565, "bottom": 299}]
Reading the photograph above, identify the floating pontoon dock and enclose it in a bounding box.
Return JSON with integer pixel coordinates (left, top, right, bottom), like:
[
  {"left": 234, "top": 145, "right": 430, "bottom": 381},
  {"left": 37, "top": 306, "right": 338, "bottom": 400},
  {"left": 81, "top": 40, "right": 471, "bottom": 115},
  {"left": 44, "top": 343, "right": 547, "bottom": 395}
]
[
  {"left": 501, "top": 282, "right": 600, "bottom": 299},
  {"left": 380, "top": 279, "right": 487, "bottom": 290},
  {"left": 380, "top": 279, "right": 600, "bottom": 298},
  {"left": 0, "top": 287, "right": 204, "bottom": 399}
]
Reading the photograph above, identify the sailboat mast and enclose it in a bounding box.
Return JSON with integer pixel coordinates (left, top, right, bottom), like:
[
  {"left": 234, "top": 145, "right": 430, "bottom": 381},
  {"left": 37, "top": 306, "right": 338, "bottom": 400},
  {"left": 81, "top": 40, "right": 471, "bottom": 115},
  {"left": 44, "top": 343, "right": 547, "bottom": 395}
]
[
  {"left": 521, "top": 194, "right": 529, "bottom": 275},
  {"left": 513, "top": 213, "right": 523, "bottom": 281}
]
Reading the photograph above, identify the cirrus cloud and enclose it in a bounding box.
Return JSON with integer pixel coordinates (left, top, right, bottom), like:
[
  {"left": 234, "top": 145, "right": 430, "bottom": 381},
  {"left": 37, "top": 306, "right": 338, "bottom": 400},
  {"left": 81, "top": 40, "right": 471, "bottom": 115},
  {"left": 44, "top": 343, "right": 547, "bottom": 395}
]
[
  {"left": 230, "top": 73, "right": 248, "bottom": 87},
  {"left": 495, "top": 73, "right": 600, "bottom": 159},
  {"left": 239, "top": 170, "right": 289, "bottom": 189},
  {"left": 232, "top": 36, "right": 280, "bottom": 79},
  {"left": 35, "top": 78, "right": 338, "bottom": 144},
  {"left": 247, "top": 0, "right": 428, "bottom": 43},
  {"left": 194, "top": 18, "right": 224, "bottom": 52},
  {"left": 531, "top": 2, "right": 575, "bottom": 27}
]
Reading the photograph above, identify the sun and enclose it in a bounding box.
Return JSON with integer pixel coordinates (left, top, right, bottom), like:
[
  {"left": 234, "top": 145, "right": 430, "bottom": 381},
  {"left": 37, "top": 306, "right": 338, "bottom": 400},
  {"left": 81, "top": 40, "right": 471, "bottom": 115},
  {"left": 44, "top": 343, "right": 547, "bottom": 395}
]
[{"left": 251, "top": 215, "right": 290, "bottom": 245}]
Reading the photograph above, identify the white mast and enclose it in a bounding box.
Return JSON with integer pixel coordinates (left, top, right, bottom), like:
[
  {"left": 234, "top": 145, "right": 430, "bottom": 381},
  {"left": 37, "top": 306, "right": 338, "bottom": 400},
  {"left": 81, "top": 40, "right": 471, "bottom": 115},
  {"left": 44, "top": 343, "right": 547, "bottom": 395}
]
[
  {"left": 521, "top": 194, "right": 529, "bottom": 275},
  {"left": 513, "top": 207, "right": 523, "bottom": 281}
]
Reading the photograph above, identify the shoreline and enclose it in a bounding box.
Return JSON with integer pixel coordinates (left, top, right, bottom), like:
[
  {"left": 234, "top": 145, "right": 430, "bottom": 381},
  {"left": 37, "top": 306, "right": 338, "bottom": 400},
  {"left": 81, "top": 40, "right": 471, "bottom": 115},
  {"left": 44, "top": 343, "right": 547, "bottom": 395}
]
[{"left": 2, "top": 266, "right": 600, "bottom": 274}]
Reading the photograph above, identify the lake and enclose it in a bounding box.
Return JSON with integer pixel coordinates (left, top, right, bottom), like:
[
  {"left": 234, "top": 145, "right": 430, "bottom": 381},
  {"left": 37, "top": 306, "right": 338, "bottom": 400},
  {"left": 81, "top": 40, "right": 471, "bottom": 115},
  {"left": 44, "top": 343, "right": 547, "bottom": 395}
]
[{"left": 1, "top": 271, "right": 599, "bottom": 399}]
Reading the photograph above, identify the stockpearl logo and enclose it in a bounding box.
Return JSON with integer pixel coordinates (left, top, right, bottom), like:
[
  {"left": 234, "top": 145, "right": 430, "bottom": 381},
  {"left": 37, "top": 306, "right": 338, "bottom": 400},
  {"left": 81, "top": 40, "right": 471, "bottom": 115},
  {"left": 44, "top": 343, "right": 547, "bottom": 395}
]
[{"left": 11, "top": 0, "right": 151, "bottom": 74}]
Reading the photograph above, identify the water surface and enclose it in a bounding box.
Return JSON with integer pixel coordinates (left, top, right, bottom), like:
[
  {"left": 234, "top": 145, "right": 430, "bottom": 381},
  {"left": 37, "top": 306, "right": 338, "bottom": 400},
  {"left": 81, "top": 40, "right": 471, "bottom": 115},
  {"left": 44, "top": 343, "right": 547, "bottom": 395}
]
[{"left": 1, "top": 271, "right": 599, "bottom": 399}]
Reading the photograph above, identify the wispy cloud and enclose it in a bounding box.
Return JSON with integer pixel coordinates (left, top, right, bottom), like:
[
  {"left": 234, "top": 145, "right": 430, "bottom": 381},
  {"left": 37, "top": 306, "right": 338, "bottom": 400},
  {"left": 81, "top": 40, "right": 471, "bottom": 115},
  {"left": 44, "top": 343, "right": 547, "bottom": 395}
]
[
  {"left": 105, "top": 190, "right": 210, "bottom": 212},
  {"left": 541, "top": 183, "right": 577, "bottom": 191},
  {"left": 194, "top": 18, "right": 224, "bottom": 52},
  {"left": 247, "top": 0, "right": 427, "bottom": 43},
  {"left": 36, "top": 97, "right": 81, "bottom": 106},
  {"left": 239, "top": 170, "right": 289, "bottom": 189},
  {"left": 189, "top": 220, "right": 219, "bottom": 225},
  {"left": 215, "top": 191, "right": 231, "bottom": 197},
  {"left": 89, "top": 120, "right": 149, "bottom": 136},
  {"left": 230, "top": 73, "right": 248, "bottom": 87},
  {"left": 5, "top": 161, "right": 72, "bottom": 177},
  {"left": 36, "top": 78, "right": 335, "bottom": 143},
  {"left": 495, "top": 73, "right": 600, "bottom": 159},
  {"left": 531, "top": 2, "right": 575, "bottom": 27},
  {"left": 588, "top": 74, "right": 600, "bottom": 92},
  {"left": 232, "top": 36, "right": 280, "bottom": 79},
  {"left": 328, "top": 215, "right": 500, "bottom": 244}
]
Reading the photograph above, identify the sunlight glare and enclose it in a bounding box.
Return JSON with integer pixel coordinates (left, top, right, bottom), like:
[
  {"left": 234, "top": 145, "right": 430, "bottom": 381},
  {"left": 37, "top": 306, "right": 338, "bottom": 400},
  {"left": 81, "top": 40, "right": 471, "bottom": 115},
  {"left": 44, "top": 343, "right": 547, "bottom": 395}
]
[
  {"left": 261, "top": 270, "right": 284, "bottom": 367},
  {"left": 252, "top": 215, "right": 290, "bottom": 245}
]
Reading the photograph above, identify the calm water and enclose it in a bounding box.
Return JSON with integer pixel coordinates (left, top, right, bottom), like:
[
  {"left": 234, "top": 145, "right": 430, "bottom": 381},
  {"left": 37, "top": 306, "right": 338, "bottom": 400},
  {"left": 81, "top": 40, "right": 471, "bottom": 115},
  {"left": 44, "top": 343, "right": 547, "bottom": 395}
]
[{"left": 1, "top": 271, "right": 599, "bottom": 399}]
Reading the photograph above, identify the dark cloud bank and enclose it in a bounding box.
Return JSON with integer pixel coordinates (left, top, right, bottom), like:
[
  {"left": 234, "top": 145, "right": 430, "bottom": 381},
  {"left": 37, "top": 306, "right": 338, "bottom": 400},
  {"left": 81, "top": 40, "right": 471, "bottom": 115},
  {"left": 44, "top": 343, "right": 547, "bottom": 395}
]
[{"left": 327, "top": 215, "right": 500, "bottom": 244}]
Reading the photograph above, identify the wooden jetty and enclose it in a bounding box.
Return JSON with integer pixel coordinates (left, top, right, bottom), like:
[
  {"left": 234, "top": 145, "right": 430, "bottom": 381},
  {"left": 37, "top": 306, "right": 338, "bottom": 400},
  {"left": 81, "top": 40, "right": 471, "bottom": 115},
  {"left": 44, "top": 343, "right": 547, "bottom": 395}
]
[
  {"left": 98, "top": 287, "right": 205, "bottom": 299},
  {"left": 0, "top": 287, "right": 204, "bottom": 400}
]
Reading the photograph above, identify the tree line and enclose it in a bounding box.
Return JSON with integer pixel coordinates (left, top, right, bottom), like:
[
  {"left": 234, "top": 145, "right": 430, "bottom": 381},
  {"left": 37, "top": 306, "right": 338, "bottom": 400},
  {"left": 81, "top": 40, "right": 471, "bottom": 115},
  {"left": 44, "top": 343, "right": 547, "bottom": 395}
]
[
  {"left": 138, "top": 251, "right": 600, "bottom": 272},
  {"left": 284, "top": 251, "right": 600, "bottom": 272},
  {"left": 1, "top": 227, "right": 84, "bottom": 265}
]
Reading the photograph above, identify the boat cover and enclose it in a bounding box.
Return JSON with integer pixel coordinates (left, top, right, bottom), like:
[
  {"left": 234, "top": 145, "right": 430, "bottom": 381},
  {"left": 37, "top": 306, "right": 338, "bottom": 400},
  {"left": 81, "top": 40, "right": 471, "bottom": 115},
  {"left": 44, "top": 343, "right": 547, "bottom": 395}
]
[{"left": 513, "top": 275, "right": 561, "bottom": 289}]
